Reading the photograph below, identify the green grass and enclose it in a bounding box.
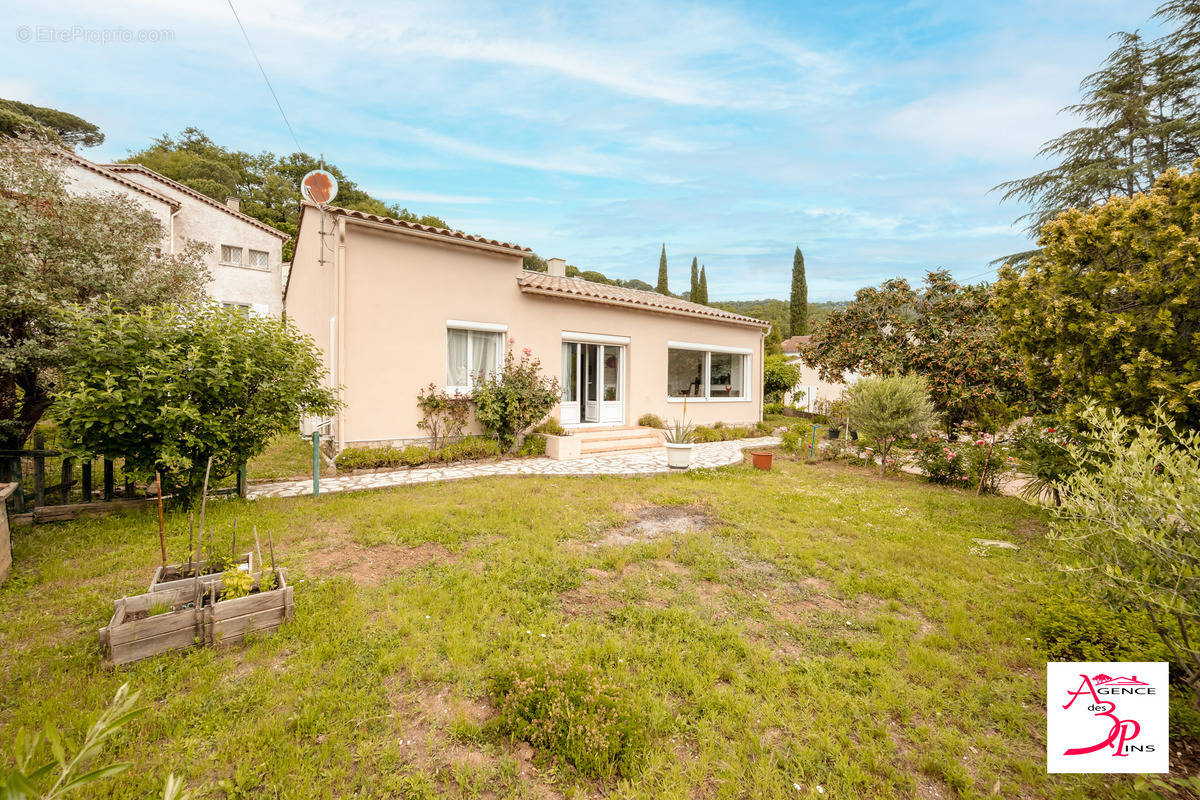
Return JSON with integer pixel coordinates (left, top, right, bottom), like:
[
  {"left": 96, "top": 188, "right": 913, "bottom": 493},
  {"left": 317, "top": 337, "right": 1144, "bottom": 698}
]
[
  {"left": 0, "top": 455, "right": 1183, "bottom": 798},
  {"left": 247, "top": 433, "right": 335, "bottom": 481}
]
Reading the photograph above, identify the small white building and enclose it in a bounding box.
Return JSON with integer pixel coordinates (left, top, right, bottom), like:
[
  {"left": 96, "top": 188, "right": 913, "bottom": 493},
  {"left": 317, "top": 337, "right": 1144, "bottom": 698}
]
[
  {"left": 780, "top": 335, "right": 857, "bottom": 411},
  {"left": 59, "top": 150, "right": 289, "bottom": 316}
]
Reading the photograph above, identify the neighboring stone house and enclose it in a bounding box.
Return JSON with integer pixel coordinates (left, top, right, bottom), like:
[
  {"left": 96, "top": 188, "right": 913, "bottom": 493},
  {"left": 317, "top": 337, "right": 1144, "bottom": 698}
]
[
  {"left": 59, "top": 150, "right": 289, "bottom": 316},
  {"left": 780, "top": 335, "right": 857, "bottom": 411}
]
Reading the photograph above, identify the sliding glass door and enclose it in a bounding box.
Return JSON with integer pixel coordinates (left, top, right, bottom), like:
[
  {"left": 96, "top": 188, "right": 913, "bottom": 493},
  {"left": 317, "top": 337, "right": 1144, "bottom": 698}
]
[{"left": 561, "top": 341, "right": 624, "bottom": 425}]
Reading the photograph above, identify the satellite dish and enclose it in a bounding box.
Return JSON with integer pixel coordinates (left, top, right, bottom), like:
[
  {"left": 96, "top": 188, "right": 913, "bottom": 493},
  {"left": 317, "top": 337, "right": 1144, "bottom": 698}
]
[{"left": 300, "top": 169, "right": 338, "bottom": 205}]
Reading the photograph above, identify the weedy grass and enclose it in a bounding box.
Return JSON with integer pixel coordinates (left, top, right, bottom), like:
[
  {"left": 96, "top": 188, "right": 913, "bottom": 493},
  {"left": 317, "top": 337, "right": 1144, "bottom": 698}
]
[{"left": 0, "top": 455, "right": 1182, "bottom": 798}]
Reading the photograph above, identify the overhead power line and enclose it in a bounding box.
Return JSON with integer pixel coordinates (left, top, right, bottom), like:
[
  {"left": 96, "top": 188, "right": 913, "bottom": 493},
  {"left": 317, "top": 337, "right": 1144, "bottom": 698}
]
[{"left": 225, "top": 0, "right": 305, "bottom": 155}]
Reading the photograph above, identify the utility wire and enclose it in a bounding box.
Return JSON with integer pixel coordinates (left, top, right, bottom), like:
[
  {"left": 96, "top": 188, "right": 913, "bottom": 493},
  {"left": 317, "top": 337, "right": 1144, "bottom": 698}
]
[{"left": 225, "top": 0, "right": 305, "bottom": 155}]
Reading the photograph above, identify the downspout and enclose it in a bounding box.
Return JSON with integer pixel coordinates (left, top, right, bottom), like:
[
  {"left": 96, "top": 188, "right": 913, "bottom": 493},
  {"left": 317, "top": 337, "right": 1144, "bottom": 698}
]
[{"left": 334, "top": 214, "right": 348, "bottom": 455}]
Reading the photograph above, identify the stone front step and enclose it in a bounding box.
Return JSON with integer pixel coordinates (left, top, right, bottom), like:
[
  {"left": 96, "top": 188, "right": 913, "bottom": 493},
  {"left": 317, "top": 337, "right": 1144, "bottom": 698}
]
[{"left": 556, "top": 426, "right": 666, "bottom": 458}]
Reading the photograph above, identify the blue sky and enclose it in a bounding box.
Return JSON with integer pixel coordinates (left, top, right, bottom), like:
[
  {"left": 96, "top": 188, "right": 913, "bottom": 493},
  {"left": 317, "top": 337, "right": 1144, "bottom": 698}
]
[{"left": 3, "top": 0, "right": 1163, "bottom": 300}]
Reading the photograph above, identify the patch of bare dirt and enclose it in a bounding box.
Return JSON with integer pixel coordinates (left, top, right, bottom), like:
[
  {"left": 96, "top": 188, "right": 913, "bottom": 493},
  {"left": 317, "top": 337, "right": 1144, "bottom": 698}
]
[
  {"left": 386, "top": 680, "right": 564, "bottom": 800},
  {"left": 305, "top": 542, "right": 454, "bottom": 585},
  {"left": 591, "top": 505, "right": 712, "bottom": 547}
]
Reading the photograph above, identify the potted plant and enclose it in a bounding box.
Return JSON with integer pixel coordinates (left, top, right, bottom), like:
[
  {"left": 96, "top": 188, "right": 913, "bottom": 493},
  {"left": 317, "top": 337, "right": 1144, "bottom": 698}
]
[{"left": 664, "top": 420, "right": 696, "bottom": 469}]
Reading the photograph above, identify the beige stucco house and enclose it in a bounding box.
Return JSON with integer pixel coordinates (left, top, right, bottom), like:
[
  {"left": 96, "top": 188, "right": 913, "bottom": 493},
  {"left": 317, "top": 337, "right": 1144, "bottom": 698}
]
[
  {"left": 284, "top": 204, "right": 769, "bottom": 455},
  {"left": 780, "top": 335, "right": 857, "bottom": 411},
  {"left": 60, "top": 151, "right": 289, "bottom": 316}
]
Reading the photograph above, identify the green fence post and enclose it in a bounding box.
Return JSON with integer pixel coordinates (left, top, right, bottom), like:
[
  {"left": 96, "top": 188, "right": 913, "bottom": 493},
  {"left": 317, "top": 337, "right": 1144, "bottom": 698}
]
[
  {"left": 312, "top": 431, "right": 320, "bottom": 498},
  {"left": 237, "top": 464, "right": 247, "bottom": 498}
]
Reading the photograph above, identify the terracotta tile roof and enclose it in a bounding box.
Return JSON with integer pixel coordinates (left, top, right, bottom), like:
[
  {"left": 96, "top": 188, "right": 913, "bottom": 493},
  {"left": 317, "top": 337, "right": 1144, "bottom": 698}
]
[
  {"left": 57, "top": 150, "right": 180, "bottom": 210},
  {"left": 103, "top": 164, "right": 289, "bottom": 239},
  {"left": 325, "top": 204, "right": 531, "bottom": 254},
  {"left": 518, "top": 271, "right": 770, "bottom": 329},
  {"left": 781, "top": 335, "right": 812, "bottom": 353}
]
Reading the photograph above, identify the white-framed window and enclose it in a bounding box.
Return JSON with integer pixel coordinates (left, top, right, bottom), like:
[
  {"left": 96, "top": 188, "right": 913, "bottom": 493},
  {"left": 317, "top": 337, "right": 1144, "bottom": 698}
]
[
  {"left": 247, "top": 249, "right": 269, "bottom": 269},
  {"left": 446, "top": 322, "right": 505, "bottom": 392},
  {"left": 667, "top": 343, "right": 751, "bottom": 401},
  {"left": 220, "top": 245, "right": 243, "bottom": 266},
  {"left": 222, "top": 302, "right": 252, "bottom": 315}
]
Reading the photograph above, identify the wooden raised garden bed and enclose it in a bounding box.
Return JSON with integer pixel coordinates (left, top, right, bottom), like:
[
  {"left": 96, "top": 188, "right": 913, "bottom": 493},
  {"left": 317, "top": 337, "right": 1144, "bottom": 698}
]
[
  {"left": 100, "top": 568, "right": 292, "bottom": 666},
  {"left": 149, "top": 551, "right": 253, "bottom": 592}
]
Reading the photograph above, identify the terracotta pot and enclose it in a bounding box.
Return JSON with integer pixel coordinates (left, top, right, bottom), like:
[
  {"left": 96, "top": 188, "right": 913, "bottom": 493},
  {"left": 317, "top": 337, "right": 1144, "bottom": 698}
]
[{"left": 751, "top": 451, "right": 773, "bottom": 470}]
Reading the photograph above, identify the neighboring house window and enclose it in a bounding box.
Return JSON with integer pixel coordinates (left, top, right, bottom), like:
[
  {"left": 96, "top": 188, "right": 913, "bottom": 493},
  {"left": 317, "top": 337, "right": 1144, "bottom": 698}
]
[
  {"left": 446, "top": 325, "right": 504, "bottom": 392},
  {"left": 222, "top": 302, "right": 270, "bottom": 317},
  {"left": 220, "top": 245, "right": 242, "bottom": 266},
  {"left": 667, "top": 344, "right": 750, "bottom": 400},
  {"left": 247, "top": 249, "right": 269, "bottom": 269}
]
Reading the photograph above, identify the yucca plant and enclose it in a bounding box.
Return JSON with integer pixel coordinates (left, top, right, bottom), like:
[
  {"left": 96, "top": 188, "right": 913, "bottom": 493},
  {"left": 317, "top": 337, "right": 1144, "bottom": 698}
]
[{"left": 664, "top": 420, "right": 696, "bottom": 444}]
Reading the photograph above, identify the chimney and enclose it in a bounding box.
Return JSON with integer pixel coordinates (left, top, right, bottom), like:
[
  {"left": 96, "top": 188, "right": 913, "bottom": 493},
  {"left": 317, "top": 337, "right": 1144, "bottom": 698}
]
[
  {"left": 547, "top": 257, "right": 566, "bottom": 277},
  {"left": 226, "top": 196, "right": 241, "bottom": 212}
]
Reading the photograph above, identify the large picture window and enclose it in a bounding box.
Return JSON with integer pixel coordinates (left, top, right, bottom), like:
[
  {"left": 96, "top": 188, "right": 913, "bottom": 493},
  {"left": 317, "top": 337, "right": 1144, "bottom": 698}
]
[
  {"left": 667, "top": 345, "right": 750, "bottom": 400},
  {"left": 447, "top": 327, "right": 503, "bottom": 391}
]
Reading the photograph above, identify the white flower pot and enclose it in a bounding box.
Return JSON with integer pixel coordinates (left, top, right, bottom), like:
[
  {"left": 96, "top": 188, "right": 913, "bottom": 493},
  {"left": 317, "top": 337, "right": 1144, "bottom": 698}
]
[{"left": 665, "top": 443, "right": 693, "bottom": 469}]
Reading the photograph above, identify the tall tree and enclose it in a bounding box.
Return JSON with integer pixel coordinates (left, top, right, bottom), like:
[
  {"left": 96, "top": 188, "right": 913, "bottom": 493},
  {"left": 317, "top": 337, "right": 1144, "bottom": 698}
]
[
  {"left": 689, "top": 257, "right": 699, "bottom": 301},
  {"left": 0, "top": 138, "right": 209, "bottom": 474},
  {"left": 123, "top": 128, "right": 448, "bottom": 259},
  {"left": 697, "top": 266, "right": 709, "bottom": 304},
  {"left": 804, "top": 271, "right": 1026, "bottom": 431},
  {"left": 789, "top": 247, "right": 808, "bottom": 336},
  {"left": 995, "top": 7, "right": 1200, "bottom": 243},
  {"left": 0, "top": 98, "right": 104, "bottom": 148},
  {"left": 994, "top": 164, "right": 1200, "bottom": 427},
  {"left": 656, "top": 244, "right": 669, "bottom": 294}
]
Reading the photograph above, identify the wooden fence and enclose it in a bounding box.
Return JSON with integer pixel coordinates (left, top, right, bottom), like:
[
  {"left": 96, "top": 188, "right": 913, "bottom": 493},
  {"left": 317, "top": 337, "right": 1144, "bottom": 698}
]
[{"left": 2, "top": 433, "right": 245, "bottom": 525}]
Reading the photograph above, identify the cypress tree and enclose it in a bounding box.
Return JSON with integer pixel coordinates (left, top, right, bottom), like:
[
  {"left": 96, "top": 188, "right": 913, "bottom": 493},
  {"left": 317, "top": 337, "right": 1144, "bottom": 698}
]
[
  {"left": 789, "top": 247, "right": 808, "bottom": 336},
  {"left": 689, "top": 257, "right": 699, "bottom": 300},
  {"left": 697, "top": 266, "right": 709, "bottom": 304},
  {"left": 656, "top": 244, "right": 669, "bottom": 294}
]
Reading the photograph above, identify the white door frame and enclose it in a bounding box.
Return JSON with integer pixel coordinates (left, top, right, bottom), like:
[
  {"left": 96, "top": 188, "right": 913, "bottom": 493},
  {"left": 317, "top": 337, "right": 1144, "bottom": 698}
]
[{"left": 562, "top": 339, "right": 625, "bottom": 427}]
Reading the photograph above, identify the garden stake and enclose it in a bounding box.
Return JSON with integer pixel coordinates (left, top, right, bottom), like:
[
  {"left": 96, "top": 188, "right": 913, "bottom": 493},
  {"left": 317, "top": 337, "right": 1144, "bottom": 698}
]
[
  {"left": 187, "top": 511, "right": 194, "bottom": 576},
  {"left": 266, "top": 528, "right": 277, "bottom": 574},
  {"left": 231, "top": 516, "right": 237, "bottom": 562},
  {"left": 193, "top": 515, "right": 203, "bottom": 598},
  {"left": 253, "top": 526, "right": 264, "bottom": 577},
  {"left": 196, "top": 456, "right": 213, "bottom": 560},
  {"left": 155, "top": 471, "right": 166, "bottom": 567}
]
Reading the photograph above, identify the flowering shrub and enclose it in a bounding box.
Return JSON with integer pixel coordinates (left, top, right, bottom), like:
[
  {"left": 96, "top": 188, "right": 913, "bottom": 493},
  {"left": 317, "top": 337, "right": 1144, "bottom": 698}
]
[
  {"left": 416, "top": 383, "right": 472, "bottom": 449},
  {"left": 472, "top": 346, "right": 561, "bottom": 452},
  {"left": 1009, "top": 417, "right": 1078, "bottom": 505},
  {"left": 912, "top": 432, "right": 965, "bottom": 484},
  {"left": 491, "top": 661, "right": 647, "bottom": 778}
]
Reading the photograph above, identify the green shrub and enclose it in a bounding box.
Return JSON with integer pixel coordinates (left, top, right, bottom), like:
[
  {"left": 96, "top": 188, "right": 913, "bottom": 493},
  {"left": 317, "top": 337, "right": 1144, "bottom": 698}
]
[
  {"left": 756, "top": 420, "right": 774, "bottom": 434},
  {"left": 401, "top": 446, "right": 431, "bottom": 466},
  {"left": 912, "top": 433, "right": 967, "bottom": 486},
  {"left": 780, "top": 425, "right": 803, "bottom": 453},
  {"left": 846, "top": 374, "right": 935, "bottom": 477},
  {"left": 692, "top": 426, "right": 721, "bottom": 443},
  {"left": 335, "top": 446, "right": 405, "bottom": 471},
  {"left": 518, "top": 434, "right": 547, "bottom": 456},
  {"left": 1036, "top": 593, "right": 1163, "bottom": 663},
  {"left": 763, "top": 402, "right": 785, "bottom": 416},
  {"left": 1009, "top": 417, "right": 1079, "bottom": 505},
  {"left": 439, "top": 436, "right": 502, "bottom": 462},
  {"left": 490, "top": 661, "right": 647, "bottom": 778},
  {"left": 533, "top": 418, "right": 566, "bottom": 436},
  {"left": 472, "top": 348, "right": 561, "bottom": 452},
  {"left": 637, "top": 414, "right": 665, "bottom": 428}
]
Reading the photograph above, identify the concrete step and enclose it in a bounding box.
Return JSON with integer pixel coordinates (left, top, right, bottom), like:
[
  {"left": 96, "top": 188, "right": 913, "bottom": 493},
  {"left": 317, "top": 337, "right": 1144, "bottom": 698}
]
[{"left": 579, "top": 436, "right": 664, "bottom": 455}]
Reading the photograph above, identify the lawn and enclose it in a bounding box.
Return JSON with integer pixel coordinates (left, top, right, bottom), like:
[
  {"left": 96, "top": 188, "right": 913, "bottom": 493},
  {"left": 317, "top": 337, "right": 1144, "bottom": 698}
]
[{"left": 0, "top": 454, "right": 1183, "bottom": 798}]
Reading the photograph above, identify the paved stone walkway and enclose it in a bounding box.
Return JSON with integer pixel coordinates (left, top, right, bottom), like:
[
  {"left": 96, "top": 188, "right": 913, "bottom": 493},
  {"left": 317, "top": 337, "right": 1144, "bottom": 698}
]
[{"left": 247, "top": 436, "right": 781, "bottom": 500}]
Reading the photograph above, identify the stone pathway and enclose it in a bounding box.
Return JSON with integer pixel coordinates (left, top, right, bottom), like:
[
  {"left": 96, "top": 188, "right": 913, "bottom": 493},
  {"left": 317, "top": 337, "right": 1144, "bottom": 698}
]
[{"left": 247, "top": 437, "right": 781, "bottom": 500}]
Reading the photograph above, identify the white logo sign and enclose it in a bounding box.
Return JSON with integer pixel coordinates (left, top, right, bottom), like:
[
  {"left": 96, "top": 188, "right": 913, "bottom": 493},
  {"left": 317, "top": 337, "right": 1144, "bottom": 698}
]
[{"left": 1047, "top": 662, "right": 1169, "bottom": 773}]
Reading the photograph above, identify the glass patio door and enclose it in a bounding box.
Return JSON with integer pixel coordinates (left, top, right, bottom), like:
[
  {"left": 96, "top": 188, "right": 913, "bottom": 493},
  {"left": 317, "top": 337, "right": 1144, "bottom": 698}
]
[{"left": 562, "top": 341, "right": 624, "bottom": 426}]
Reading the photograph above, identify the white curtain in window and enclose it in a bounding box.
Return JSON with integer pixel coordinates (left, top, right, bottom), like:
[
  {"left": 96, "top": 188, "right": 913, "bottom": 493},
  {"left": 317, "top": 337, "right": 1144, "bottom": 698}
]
[
  {"left": 470, "top": 330, "right": 498, "bottom": 381},
  {"left": 447, "top": 329, "right": 469, "bottom": 387}
]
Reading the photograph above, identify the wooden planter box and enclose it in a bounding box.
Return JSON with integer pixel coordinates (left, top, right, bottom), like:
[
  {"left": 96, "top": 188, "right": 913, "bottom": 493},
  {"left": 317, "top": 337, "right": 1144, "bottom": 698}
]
[
  {"left": 149, "top": 552, "right": 254, "bottom": 592},
  {"left": 100, "top": 568, "right": 292, "bottom": 666}
]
